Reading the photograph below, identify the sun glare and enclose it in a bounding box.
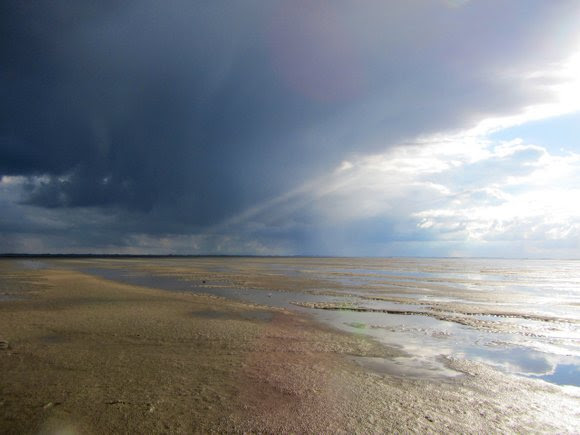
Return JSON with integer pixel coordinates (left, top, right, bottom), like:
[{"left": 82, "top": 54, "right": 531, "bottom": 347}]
[{"left": 471, "top": 43, "right": 580, "bottom": 136}]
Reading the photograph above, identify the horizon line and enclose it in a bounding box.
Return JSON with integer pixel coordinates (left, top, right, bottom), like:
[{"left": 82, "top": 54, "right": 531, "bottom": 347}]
[{"left": 1, "top": 253, "right": 577, "bottom": 261}]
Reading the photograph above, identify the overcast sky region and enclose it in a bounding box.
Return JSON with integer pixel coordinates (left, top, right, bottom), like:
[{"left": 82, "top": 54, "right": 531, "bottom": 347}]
[{"left": 2, "top": 1, "right": 580, "bottom": 257}]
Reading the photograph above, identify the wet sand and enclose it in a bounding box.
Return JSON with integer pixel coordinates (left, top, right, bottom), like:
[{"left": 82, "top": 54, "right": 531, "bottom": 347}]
[{"left": 1, "top": 259, "right": 579, "bottom": 433}]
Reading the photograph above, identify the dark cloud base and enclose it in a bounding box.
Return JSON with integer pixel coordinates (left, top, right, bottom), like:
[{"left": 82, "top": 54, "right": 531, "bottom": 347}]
[{"left": 2, "top": 0, "right": 579, "bottom": 253}]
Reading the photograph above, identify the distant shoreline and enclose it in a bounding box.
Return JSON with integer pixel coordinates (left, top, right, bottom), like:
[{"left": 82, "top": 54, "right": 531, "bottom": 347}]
[{"left": 0, "top": 253, "right": 575, "bottom": 260}]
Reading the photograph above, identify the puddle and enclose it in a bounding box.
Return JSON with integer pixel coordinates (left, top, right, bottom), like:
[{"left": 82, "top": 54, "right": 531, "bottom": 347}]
[
  {"left": 531, "top": 363, "right": 580, "bottom": 387},
  {"left": 459, "top": 346, "right": 580, "bottom": 387},
  {"left": 351, "top": 355, "right": 461, "bottom": 380}
]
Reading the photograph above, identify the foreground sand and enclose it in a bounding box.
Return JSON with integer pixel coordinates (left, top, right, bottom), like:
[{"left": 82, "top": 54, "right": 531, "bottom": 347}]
[{"left": 0, "top": 259, "right": 579, "bottom": 433}]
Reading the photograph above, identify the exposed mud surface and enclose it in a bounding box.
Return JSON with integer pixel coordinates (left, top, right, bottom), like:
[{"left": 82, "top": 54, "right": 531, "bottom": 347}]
[
  {"left": 66, "top": 257, "right": 580, "bottom": 388},
  {"left": 1, "top": 258, "right": 579, "bottom": 433}
]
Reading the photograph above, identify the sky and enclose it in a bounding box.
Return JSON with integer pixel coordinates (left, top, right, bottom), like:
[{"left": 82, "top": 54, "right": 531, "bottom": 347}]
[{"left": 2, "top": 0, "right": 580, "bottom": 257}]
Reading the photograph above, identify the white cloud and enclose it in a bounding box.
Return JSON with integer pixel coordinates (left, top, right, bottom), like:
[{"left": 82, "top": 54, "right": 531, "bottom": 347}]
[
  {"left": 472, "top": 45, "right": 580, "bottom": 136},
  {"left": 220, "top": 128, "right": 580, "bottom": 256},
  {"left": 410, "top": 138, "right": 580, "bottom": 240}
]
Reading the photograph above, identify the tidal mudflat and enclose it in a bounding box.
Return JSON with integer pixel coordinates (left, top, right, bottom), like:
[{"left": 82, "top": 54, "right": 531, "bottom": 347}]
[
  {"left": 1, "top": 257, "right": 579, "bottom": 433},
  {"left": 77, "top": 257, "right": 580, "bottom": 386}
]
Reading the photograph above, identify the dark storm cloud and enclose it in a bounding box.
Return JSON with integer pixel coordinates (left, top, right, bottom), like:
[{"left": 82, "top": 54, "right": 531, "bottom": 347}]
[{"left": 2, "top": 0, "right": 580, "bottom": 250}]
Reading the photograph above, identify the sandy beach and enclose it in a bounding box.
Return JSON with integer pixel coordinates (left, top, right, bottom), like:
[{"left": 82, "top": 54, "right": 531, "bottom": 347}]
[{"left": 1, "top": 258, "right": 579, "bottom": 433}]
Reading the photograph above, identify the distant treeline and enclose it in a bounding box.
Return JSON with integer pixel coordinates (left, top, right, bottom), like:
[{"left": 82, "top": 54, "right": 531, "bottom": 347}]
[{"left": 0, "top": 253, "right": 332, "bottom": 259}]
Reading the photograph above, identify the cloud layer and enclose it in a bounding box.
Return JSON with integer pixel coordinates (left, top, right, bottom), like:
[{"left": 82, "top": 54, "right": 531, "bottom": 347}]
[{"left": 2, "top": 1, "right": 580, "bottom": 254}]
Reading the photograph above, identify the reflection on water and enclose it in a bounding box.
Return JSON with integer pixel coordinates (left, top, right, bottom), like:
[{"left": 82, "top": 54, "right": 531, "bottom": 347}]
[
  {"left": 462, "top": 347, "right": 556, "bottom": 376},
  {"left": 533, "top": 363, "right": 580, "bottom": 386},
  {"left": 81, "top": 258, "right": 580, "bottom": 387},
  {"left": 351, "top": 355, "right": 461, "bottom": 380}
]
